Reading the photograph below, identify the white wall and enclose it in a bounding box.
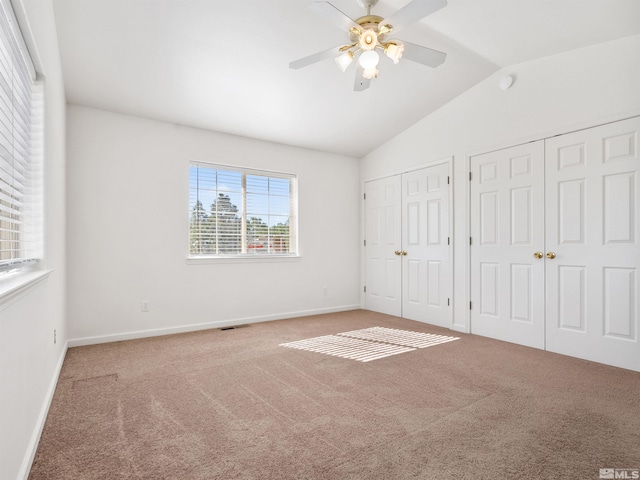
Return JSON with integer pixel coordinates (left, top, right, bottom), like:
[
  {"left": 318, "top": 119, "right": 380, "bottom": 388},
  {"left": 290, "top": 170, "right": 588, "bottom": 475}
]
[
  {"left": 360, "top": 34, "right": 640, "bottom": 332},
  {"left": 66, "top": 106, "right": 361, "bottom": 344},
  {"left": 0, "top": 0, "right": 67, "bottom": 478}
]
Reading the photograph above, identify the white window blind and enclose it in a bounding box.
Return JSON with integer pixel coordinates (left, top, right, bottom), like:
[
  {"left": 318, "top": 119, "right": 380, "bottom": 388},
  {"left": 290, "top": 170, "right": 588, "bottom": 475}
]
[
  {"left": 0, "top": 0, "right": 41, "bottom": 274},
  {"left": 189, "top": 163, "right": 298, "bottom": 257}
]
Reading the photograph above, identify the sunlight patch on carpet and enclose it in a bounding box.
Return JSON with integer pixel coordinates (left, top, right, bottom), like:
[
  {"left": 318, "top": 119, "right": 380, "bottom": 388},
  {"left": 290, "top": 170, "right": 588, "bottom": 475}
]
[
  {"left": 280, "top": 327, "right": 459, "bottom": 362},
  {"left": 280, "top": 335, "right": 415, "bottom": 362},
  {"left": 339, "top": 327, "right": 460, "bottom": 349}
]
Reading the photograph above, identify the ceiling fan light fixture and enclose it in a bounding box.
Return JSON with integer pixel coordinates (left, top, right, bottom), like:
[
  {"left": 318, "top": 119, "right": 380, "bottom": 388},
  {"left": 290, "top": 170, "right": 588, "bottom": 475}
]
[
  {"left": 358, "top": 49, "right": 380, "bottom": 69},
  {"left": 362, "top": 66, "right": 378, "bottom": 79},
  {"left": 289, "top": 0, "right": 449, "bottom": 91},
  {"left": 378, "top": 23, "right": 392, "bottom": 35},
  {"left": 384, "top": 42, "right": 404, "bottom": 64},
  {"left": 359, "top": 28, "right": 378, "bottom": 51},
  {"left": 335, "top": 50, "right": 355, "bottom": 72}
]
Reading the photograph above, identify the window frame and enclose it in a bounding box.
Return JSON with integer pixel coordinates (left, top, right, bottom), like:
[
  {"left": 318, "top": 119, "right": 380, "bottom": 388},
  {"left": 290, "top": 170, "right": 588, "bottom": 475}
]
[
  {"left": 187, "top": 161, "right": 299, "bottom": 262},
  {"left": 0, "top": 0, "right": 45, "bottom": 299}
]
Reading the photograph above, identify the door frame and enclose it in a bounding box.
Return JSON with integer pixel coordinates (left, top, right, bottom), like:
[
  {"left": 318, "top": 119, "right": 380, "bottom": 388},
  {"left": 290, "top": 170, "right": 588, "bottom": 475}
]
[{"left": 361, "top": 157, "right": 454, "bottom": 328}]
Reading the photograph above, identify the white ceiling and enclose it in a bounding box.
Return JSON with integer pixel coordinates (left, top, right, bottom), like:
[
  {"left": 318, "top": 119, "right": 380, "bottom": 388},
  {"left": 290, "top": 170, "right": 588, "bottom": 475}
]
[{"left": 51, "top": 0, "right": 640, "bottom": 158}]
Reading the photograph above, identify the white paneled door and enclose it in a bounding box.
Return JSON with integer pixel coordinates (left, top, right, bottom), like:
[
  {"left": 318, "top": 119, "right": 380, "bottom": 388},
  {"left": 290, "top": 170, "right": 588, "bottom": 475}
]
[
  {"left": 402, "top": 164, "right": 451, "bottom": 326},
  {"left": 545, "top": 117, "right": 640, "bottom": 371},
  {"left": 470, "top": 141, "right": 546, "bottom": 349},
  {"left": 470, "top": 116, "right": 640, "bottom": 371},
  {"left": 365, "top": 174, "right": 402, "bottom": 316},
  {"left": 365, "top": 164, "right": 451, "bottom": 326}
]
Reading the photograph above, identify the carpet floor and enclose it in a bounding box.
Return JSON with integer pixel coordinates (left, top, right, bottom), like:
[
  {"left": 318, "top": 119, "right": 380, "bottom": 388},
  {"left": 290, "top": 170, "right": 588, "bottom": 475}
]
[{"left": 29, "top": 310, "right": 640, "bottom": 479}]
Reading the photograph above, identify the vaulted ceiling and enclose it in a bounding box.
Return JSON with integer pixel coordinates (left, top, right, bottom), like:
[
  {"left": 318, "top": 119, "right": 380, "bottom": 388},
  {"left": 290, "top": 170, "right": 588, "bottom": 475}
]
[{"left": 52, "top": 0, "right": 640, "bottom": 157}]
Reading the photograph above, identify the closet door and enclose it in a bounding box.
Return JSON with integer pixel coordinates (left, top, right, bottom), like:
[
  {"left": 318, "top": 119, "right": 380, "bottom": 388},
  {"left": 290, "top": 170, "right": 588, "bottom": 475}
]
[
  {"left": 364, "top": 175, "right": 402, "bottom": 316},
  {"left": 470, "top": 141, "right": 546, "bottom": 349},
  {"left": 402, "top": 164, "right": 451, "bottom": 326},
  {"left": 545, "top": 116, "right": 640, "bottom": 372}
]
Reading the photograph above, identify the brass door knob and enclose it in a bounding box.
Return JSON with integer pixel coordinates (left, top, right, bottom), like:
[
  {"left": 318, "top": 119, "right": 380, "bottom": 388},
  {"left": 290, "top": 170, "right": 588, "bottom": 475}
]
[
  {"left": 533, "top": 251, "right": 543, "bottom": 259},
  {"left": 394, "top": 250, "right": 401, "bottom": 256},
  {"left": 401, "top": 251, "right": 408, "bottom": 256},
  {"left": 546, "top": 252, "right": 556, "bottom": 259}
]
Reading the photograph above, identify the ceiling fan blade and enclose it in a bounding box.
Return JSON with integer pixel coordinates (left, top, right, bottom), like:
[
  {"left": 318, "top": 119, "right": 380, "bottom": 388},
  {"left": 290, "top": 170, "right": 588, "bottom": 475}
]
[
  {"left": 289, "top": 45, "right": 342, "bottom": 69},
  {"left": 354, "top": 66, "right": 371, "bottom": 92},
  {"left": 401, "top": 41, "right": 446, "bottom": 68},
  {"left": 310, "top": 1, "right": 360, "bottom": 32},
  {"left": 381, "top": 0, "right": 447, "bottom": 34}
]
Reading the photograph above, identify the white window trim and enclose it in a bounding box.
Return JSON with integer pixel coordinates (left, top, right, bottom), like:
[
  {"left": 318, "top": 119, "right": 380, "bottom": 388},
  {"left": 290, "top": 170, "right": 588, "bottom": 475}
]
[
  {"left": 0, "top": 268, "right": 51, "bottom": 308},
  {"left": 186, "top": 255, "right": 301, "bottom": 265},
  {"left": 0, "top": 0, "right": 45, "bottom": 293},
  {"left": 187, "top": 161, "right": 299, "bottom": 261}
]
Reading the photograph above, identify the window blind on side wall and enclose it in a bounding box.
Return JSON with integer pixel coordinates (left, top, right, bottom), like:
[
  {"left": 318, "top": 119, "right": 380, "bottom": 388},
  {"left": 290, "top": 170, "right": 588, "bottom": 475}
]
[{"left": 0, "top": 0, "right": 40, "bottom": 274}]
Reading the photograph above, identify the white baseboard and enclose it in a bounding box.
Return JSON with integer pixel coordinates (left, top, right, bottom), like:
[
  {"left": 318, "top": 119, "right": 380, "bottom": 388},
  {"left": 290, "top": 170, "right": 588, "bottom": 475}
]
[
  {"left": 68, "top": 304, "right": 361, "bottom": 347},
  {"left": 450, "top": 325, "right": 471, "bottom": 334},
  {"left": 19, "top": 341, "right": 68, "bottom": 480}
]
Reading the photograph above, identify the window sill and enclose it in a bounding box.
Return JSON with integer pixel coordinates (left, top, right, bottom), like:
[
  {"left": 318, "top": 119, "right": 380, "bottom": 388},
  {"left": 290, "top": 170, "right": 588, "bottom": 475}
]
[
  {"left": 0, "top": 268, "right": 53, "bottom": 308},
  {"left": 186, "top": 255, "right": 301, "bottom": 265}
]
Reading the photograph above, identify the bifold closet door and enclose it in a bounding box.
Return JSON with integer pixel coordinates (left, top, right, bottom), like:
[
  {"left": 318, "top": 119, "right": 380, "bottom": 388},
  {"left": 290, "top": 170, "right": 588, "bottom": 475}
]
[
  {"left": 470, "top": 116, "right": 640, "bottom": 371},
  {"left": 470, "top": 141, "right": 546, "bottom": 349},
  {"left": 364, "top": 175, "right": 402, "bottom": 317},
  {"left": 365, "top": 164, "right": 451, "bottom": 325},
  {"left": 545, "top": 116, "right": 640, "bottom": 372}
]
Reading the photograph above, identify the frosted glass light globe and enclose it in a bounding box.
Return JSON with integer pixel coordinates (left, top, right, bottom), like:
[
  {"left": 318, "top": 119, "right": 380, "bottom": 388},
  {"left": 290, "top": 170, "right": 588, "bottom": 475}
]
[
  {"left": 385, "top": 42, "right": 404, "bottom": 64},
  {"left": 358, "top": 50, "right": 380, "bottom": 69},
  {"left": 335, "top": 51, "right": 354, "bottom": 72}
]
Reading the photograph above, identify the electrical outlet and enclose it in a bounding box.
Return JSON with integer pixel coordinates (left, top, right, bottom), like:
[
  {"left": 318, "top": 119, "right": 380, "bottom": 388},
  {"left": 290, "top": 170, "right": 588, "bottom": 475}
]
[
  {"left": 53, "top": 329, "right": 56, "bottom": 344},
  {"left": 141, "top": 301, "right": 150, "bottom": 312}
]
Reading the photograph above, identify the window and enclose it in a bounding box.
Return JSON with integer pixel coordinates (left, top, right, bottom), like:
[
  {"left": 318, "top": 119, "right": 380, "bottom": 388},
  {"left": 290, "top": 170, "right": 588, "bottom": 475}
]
[
  {"left": 189, "top": 163, "right": 297, "bottom": 257},
  {"left": 0, "top": 0, "right": 42, "bottom": 275}
]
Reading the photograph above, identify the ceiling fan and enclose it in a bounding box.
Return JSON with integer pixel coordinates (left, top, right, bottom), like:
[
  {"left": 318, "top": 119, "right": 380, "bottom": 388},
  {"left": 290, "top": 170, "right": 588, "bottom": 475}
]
[{"left": 289, "top": 0, "right": 448, "bottom": 91}]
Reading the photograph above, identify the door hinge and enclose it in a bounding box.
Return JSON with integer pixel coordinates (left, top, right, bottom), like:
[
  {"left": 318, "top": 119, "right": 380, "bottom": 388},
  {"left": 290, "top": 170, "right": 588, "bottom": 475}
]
[
  {"left": 447, "top": 298, "right": 450, "bottom": 306},
  {"left": 364, "top": 286, "right": 367, "bottom": 293},
  {"left": 469, "top": 171, "right": 472, "bottom": 181},
  {"left": 470, "top": 301, "right": 472, "bottom": 310},
  {"left": 364, "top": 239, "right": 366, "bottom": 247},
  {"left": 363, "top": 193, "right": 366, "bottom": 200},
  {"left": 470, "top": 237, "right": 472, "bottom": 245},
  {"left": 447, "top": 236, "right": 450, "bottom": 245},
  {"left": 447, "top": 176, "right": 450, "bottom": 185}
]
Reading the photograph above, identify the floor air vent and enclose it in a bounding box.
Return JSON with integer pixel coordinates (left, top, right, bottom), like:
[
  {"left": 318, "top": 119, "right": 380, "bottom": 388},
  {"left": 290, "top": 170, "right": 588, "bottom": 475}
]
[{"left": 219, "top": 324, "right": 250, "bottom": 331}]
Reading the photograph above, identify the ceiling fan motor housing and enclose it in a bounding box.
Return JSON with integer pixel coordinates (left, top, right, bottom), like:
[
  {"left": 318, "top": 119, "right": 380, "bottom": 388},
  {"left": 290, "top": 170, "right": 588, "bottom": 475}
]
[{"left": 350, "top": 15, "right": 388, "bottom": 43}]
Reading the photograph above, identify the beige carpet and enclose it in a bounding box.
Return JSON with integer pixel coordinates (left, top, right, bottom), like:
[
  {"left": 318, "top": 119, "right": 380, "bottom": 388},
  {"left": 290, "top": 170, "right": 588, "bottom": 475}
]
[{"left": 29, "top": 310, "right": 640, "bottom": 479}]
